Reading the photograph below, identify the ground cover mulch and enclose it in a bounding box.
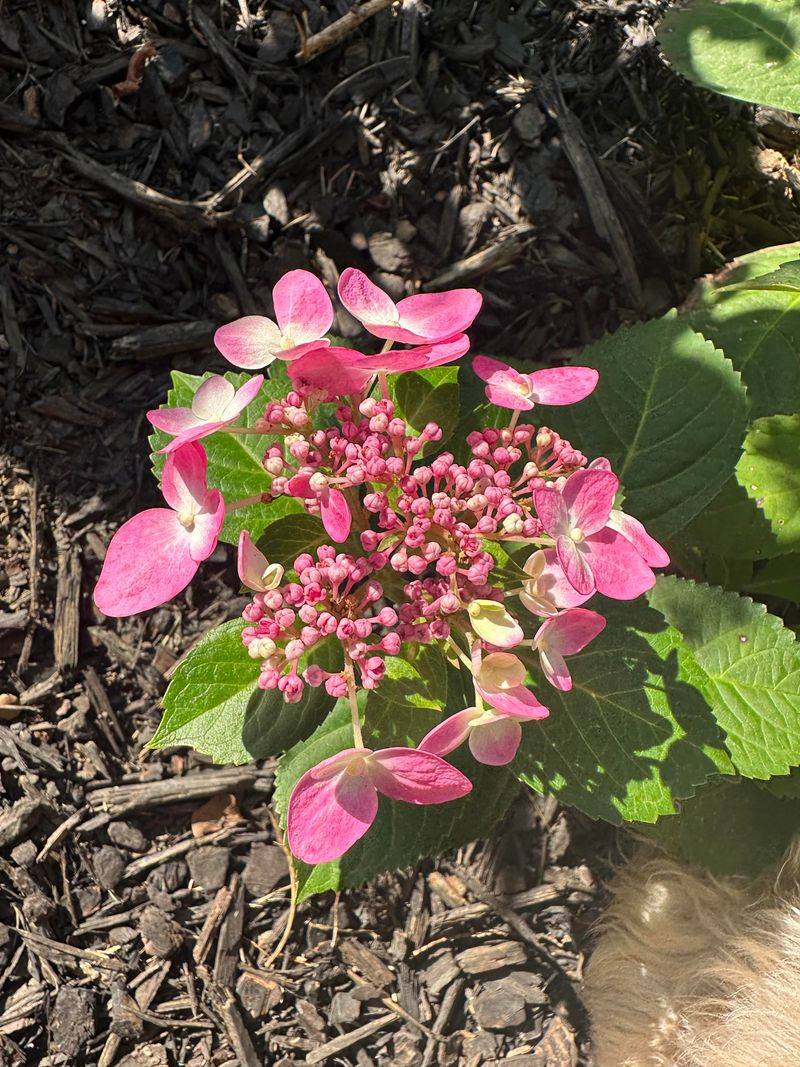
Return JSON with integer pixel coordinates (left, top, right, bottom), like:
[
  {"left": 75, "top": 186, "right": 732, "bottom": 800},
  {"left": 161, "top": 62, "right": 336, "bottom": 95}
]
[{"left": 2, "top": 0, "right": 800, "bottom": 1063}]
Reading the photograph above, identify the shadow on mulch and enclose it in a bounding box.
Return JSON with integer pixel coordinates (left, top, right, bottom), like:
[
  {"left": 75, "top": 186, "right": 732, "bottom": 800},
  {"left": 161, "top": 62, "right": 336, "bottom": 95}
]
[{"left": 1, "top": 0, "right": 798, "bottom": 1063}]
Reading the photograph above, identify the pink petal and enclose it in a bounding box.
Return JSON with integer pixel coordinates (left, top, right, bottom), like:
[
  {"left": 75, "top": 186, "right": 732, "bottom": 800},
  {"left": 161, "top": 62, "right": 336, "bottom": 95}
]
[
  {"left": 286, "top": 473, "right": 314, "bottom": 498},
  {"left": 395, "top": 288, "right": 483, "bottom": 343},
  {"left": 338, "top": 268, "right": 399, "bottom": 331},
  {"left": 468, "top": 718, "right": 522, "bottom": 765},
  {"left": 476, "top": 681, "right": 550, "bottom": 720},
  {"left": 533, "top": 486, "right": 570, "bottom": 538},
  {"left": 473, "top": 355, "right": 528, "bottom": 390},
  {"left": 608, "top": 510, "right": 670, "bottom": 568},
  {"left": 582, "top": 528, "right": 656, "bottom": 600},
  {"left": 277, "top": 338, "right": 331, "bottom": 362},
  {"left": 238, "top": 529, "right": 283, "bottom": 591},
  {"left": 320, "top": 487, "right": 352, "bottom": 543},
  {"left": 418, "top": 708, "right": 481, "bottom": 756},
  {"left": 160, "top": 418, "right": 231, "bottom": 454},
  {"left": 187, "top": 490, "right": 225, "bottom": 562},
  {"left": 214, "top": 315, "right": 282, "bottom": 369},
  {"left": 485, "top": 382, "right": 535, "bottom": 411},
  {"left": 146, "top": 407, "right": 202, "bottom": 435},
  {"left": 192, "top": 375, "right": 236, "bottom": 420},
  {"left": 368, "top": 748, "right": 473, "bottom": 804},
  {"left": 536, "top": 607, "right": 606, "bottom": 656},
  {"left": 160, "top": 442, "right": 208, "bottom": 514},
  {"left": 226, "top": 373, "right": 265, "bottom": 416},
  {"left": 556, "top": 535, "right": 595, "bottom": 597},
  {"left": 273, "top": 269, "right": 334, "bottom": 342},
  {"left": 519, "top": 548, "right": 591, "bottom": 617},
  {"left": 538, "top": 646, "right": 572, "bottom": 691},
  {"left": 288, "top": 347, "right": 375, "bottom": 397},
  {"left": 562, "top": 468, "right": 618, "bottom": 535},
  {"left": 93, "top": 508, "right": 198, "bottom": 617},
  {"left": 287, "top": 751, "right": 378, "bottom": 864},
  {"left": 417, "top": 334, "right": 471, "bottom": 367},
  {"left": 477, "top": 651, "right": 527, "bottom": 691},
  {"left": 528, "top": 366, "right": 598, "bottom": 406}
]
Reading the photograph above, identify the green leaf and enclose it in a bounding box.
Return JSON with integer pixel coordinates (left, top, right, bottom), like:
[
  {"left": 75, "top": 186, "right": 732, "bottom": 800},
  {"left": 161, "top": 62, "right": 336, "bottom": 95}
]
[
  {"left": 659, "top": 0, "right": 800, "bottom": 112},
  {"left": 512, "top": 587, "right": 733, "bottom": 825},
  {"left": 745, "top": 554, "right": 800, "bottom": 602},
  {"left": 649, "top": 576, "right": 800, "bottom": 779},
  {"left": 255, "top": 513, "right": 331, "bottom": 571},
  {"left": 739, "top": 414, "right": 800, "bottom": 552},
  {"left": 722, "top": 258, "right": 800, "bottom": 294},
  {"left": 274, "top": 647, "right": 519, "bottom": 900},
  {"left": 149, "top": 369, "right": 302, "bottom": 545},
  {"left": 150, "top": 620, "right": 336, "bottom": 764},
  {"left": 674, "top": 475, "right": 784, "bottom": 562},
  {"left": 683, "top": 242, "right": 800, "bottom": 419},
  {"left": 642, "top": 777, "right": 800, "bottom": 876},
  {"left": 389, "top": 366, "right": 460, "bottom": 448},
  {"left": 550, "top": 312, "right": 749, "bottom": 539}
]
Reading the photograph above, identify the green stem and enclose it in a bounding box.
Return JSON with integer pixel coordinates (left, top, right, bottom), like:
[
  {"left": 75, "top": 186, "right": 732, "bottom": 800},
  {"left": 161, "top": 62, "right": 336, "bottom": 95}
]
[
  {"left": 227, "top": 493, "right": 266, "bottom": 512},
  {"left": 344, "top": 661, "right": 364, "bottom": 749}
]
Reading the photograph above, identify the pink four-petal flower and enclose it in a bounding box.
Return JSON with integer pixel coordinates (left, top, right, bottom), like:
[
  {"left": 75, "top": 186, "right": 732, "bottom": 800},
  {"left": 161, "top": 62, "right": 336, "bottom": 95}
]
[
  {"left": 533, "top": 468, "right": 656, "bottom": 600},
  {"left": 420, "top": 651, "right": 549, "bottom": 767},
  {"left": 214, "top": 270, "right": 334, "bottom": 369},
  {"left": 532, "top": 607, "right": 606, "bottom": 691},
  {"left": 473, "top": 356, "right": 598, "bottom": 411},
  {"left": 287, "top": 473, "right": 352, "bottom": 543},
  {"left": 94, "top": 442, "right": 225, "bottom": 618},
  {"left": 287, "top": 746, "right": 473, "bottom": 864},
  {"left": 518, "top": 548, "right": 592, "bottom": 618},
  {"left": 338, "top": 268, "right": 482, "bottom": 344},
  {"left": 147, "top": 373, "right": 264, "bottom": 453}
]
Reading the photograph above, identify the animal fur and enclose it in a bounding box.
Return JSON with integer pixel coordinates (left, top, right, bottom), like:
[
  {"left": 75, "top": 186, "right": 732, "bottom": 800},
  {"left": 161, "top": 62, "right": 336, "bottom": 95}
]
[{"left": 583, "top": 843, "right": 800, "bottom": 1066}]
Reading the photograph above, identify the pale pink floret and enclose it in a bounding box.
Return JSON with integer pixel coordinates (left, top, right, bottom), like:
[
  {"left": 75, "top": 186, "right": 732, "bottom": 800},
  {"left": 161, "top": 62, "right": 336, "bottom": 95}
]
[
  {"left": 473, "top": 356, "right": 598, "bottom": 411},
  {"left": 287, "top": 336, "right": 470, "bottom": 398},
  {"left": 287, "top": 746, "right": 472, "bottom": 864},
  {"left": 94, "top": 442, "right": 224, "bottom": 618},
  {"left": 148, "top": 373, "right": 264, "bottom": 453},
  {"left": 287, "top": 473, "right": 352, "bottom": 543},
  {"left": 214, "top": 270, "right": 334, "bottom": 369},
  {"left": 420, "top": 650, "right": 548, "bottom": 766},
  {"left": 237, "top": 530, "right": 284, "bottom": 592},
  {"left": 533, "top": 607, "right": 606, "bottom": 691},
  {"left": 533, "top": 468, "right": 656, "bottom": 600},
  {"left": 518, "top": 548, "right": 591, "bottom": 617},
  {"left": 338, "top": 268, "right": 482, "bottom": 344}
]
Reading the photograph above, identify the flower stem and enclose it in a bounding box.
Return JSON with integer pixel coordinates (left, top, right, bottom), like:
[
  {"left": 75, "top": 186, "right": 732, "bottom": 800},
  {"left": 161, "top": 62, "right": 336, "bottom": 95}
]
[
  {"left": 344, "top": 661, "right": 364, "bottom": 749},
  {"left": 508, "top": 410, "right": 521, "bottom": 432},
  {"left": 226, "top": 493, "right": 267, "bottom": 512}
]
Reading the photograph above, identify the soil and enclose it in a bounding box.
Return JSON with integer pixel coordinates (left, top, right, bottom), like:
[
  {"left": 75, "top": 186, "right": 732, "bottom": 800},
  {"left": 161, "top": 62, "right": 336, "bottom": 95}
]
[{"left": 1, "top": 1, "right": 800, "bottom": 1064}]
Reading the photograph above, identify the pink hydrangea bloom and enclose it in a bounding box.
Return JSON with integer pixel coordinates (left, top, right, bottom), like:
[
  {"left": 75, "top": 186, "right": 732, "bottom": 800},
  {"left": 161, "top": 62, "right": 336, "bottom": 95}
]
[
  {"left": 287, "top": 336, "right": 470, "bottom": 398},
  {"left": 286, "top": 473, "right": 352, "bottom": 542},
  {"left": 420, "top": 652, "right": 548, "bottom": 765},
  {"left": 473, "top": 356, "right": 598, "bottom": 411},
  {"left": 94, "top": 442, "right": 224, "bottom": 617},
  {"left": 147, "top": 374, "right": 263, "bottom": 453},
  {"left": 287, "top": 746, "right": 472, "bottom": 863},
  {"left": 533, "top": 468, "right": 657, "bottom": 599},
  {"left": 214, "top": 270, "right": 333, "bottom": 369},
  {"left": 518, "top": 549, "right": 591, "bottom": 617},
  {"left": 338, "top": 268, "right": 482, "bottom": 344},
  {"left": 532, "top": 607, "right": 605, "bottom": 691},
  {"left": 237, "top": 530, "right": 284, "bottom": 592}
]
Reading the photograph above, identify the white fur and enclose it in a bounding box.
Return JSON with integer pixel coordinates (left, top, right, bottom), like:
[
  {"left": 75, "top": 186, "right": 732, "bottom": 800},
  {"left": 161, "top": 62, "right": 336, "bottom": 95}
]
[{"left": 584, "top": 844, "right": 800, "bottom": 1066}]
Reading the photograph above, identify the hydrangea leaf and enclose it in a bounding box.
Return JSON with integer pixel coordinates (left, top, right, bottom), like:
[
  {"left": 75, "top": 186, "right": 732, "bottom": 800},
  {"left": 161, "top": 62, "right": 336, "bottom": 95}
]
[
  {"left": 513, "top": 585, "right": 733, "bottom": 825},
  {"left": 255, "top": 513, "right": 332, "bottom": 572},
  {"left": 641, "top": 777, "right": 800, "bottom": 877},
  {"left": 150, "top": 620, "right": 336, "bottom": 764},
  {"left": 149, "top": 369, "right": 301, "bottom": 545},
  {"left": 738, "top": 414, "right": 800, "bottom": 551},
  {"left": 549, "top": 312, "right": 748, "bottom": 539},
  {"left": 390, "top": 366, "right": 460, "bottom": 449},
  {"left": 274, "top": 649, "right": 518, "bottom": 900},
  {"left": 745, "top": 554, "right": 800, "bottom": 602},
  {"left": 683, "top": 242, "right": 800, "bottom": 419},
  {"left": 649, "top": 575, "right": 800, "bottom": 779},
  {"left": 659, "top": 0, "right": 800, "bottom": 113}
]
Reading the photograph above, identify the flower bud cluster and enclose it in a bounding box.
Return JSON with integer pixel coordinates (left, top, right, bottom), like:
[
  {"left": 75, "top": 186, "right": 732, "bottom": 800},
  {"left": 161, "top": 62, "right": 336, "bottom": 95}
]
[{"left": 241, "top": 546, "right": 401, "bottom": 700}]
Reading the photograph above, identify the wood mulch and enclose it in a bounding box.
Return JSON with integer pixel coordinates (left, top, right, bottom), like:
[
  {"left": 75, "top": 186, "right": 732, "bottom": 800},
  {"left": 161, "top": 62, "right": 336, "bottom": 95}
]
[{"left": 2, "top": 0, "right": 799, "bottom": 1063}]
